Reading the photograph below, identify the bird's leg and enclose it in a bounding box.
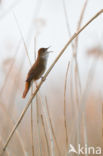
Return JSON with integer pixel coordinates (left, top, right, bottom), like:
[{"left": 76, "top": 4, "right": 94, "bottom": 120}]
[
  {"left": 35, "top": 83, "right": 38, "bottom": 89},
  {"left": 33, "top": 80, "right": 38, "bottom": 89},
  {"left": 41, "top": 76, "right": 46, "bottom": 81}
]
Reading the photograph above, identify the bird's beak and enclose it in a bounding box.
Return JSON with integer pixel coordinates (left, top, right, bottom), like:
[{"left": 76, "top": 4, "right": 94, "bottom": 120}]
[
  {"left": 45, "top": 46, "right": 54, "bottom": 53},
  {"left": 47, "top": 51, "right": 54, "bottom": 53},
  {"left": 47, "top": 46, "right": 51, "bottom": 49},
  {"left": 45, "top": 46, "right": 51, "bottom": 51}
]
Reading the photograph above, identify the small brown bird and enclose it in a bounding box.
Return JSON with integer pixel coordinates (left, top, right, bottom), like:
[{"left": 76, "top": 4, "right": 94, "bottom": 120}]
[{"left": 22, "top": 47, "right": 51, "bottom": 98}]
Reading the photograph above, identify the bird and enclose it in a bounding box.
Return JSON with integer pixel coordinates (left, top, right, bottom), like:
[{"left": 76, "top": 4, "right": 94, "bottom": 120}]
[{"left": 22, "top": 47, "right": 52, "bottom": 98}]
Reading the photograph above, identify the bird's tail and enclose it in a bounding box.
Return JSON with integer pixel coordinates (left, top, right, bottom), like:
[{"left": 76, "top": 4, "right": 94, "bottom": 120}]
[{"left": 22, "top": 81, "right": 30, "bottom": 98}]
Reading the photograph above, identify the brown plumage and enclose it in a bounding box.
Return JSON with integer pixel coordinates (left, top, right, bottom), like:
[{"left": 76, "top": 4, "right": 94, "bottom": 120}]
[
  {"left": 22, "top": 81, "right": 30, "bottom": 98},
  {"left": 22, "top": 47, "right": 50, "bottom": 98}
]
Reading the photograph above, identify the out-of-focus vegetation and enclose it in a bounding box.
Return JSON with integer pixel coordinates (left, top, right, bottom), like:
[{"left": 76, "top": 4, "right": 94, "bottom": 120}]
[{"left": 0, "top": 0, "right": 103, "bottom": 156}]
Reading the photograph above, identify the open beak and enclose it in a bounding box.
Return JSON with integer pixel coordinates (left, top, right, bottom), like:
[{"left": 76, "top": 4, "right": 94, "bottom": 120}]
[
  {"left": 47, "top": 46, "right": 51, "bottom": 49},
  {"left": 45, "top": 46, "right": 51, "bottom": 51},
  {"left": 47, "top": 51, "right": 54, "bottom": 53},
  {"left": 45, "top": 46, "right": 54, "bottom": 53}
]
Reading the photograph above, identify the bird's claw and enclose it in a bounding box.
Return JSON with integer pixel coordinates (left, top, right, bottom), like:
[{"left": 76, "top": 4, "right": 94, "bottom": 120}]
[{"left": 41, "top": 76, "right": 46, "bottom": 81}]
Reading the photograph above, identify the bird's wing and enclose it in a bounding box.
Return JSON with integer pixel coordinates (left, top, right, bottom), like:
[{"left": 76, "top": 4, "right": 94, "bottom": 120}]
[
  {"left": 26, "top": 64, "right": 37, "bottom": 82},
  {"left": 26, "top": 60, "right": 45, "bottom": 82}
]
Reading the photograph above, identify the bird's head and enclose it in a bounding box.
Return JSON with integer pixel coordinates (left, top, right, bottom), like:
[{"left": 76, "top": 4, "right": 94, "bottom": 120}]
[{"left": 38, "top": 47, "right": 52, "bottom": 57}]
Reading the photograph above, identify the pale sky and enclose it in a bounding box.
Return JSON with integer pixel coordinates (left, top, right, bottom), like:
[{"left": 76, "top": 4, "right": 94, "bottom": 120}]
[{"left": 0, "top": 0, "right": 103, "bottom": 88}]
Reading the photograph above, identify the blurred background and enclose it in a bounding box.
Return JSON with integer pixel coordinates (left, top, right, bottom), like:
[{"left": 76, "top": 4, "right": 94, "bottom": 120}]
[{"left": 0, "top": 0, "right": 103, "bottom": 155}]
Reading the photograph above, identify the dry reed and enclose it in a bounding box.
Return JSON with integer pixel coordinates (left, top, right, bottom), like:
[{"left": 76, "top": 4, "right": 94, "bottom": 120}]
[{"left": 2, "top": 10, "right": 103, "bottom": 154}]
